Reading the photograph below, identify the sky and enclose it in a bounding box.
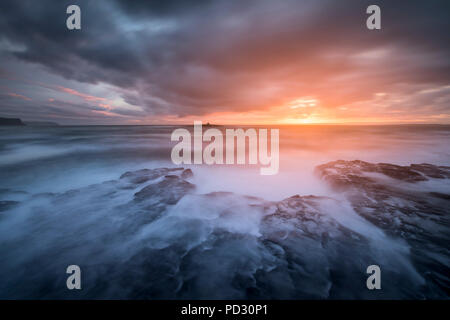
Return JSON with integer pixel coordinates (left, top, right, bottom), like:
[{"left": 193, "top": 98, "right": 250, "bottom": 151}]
[{"left": 0, "top": 0, "right": 449, "bottom": 125}]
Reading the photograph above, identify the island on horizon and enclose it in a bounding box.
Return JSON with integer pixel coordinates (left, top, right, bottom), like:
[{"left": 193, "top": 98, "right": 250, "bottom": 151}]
[
  {"left": 0, "top": 117, "right": 59, "bottom": 126},
  {"left": 0, "top": 117, "right": 25, "bottom": 126}
]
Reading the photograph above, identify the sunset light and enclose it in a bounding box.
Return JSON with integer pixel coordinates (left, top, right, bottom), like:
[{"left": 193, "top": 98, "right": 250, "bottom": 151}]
[{"left": 0, "top": 0, "right": 449, "bottom": 307}]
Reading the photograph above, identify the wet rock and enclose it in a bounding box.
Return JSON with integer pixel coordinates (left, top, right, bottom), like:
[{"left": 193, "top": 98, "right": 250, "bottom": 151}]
[
  {"left": 1, "top": 163, "right": 449, "bottom": 299},
  {"left": 410, "top": 163, "right": 450, "bottom": 179},
  {"left": 316, "top": 160, "right": 450, "bottom": 188},
  {"left": 134, "top": 175, "right": 195, "bottom": 204},
  {"left": 0, "top": 200, "right": 19, "bottom": 212},
  {"left": 120, "top": 167, "right": 184, "bottom": 184},
  {"left": 429, "top": 192, "right": 450, "bottom": 200},
  {"left": 316, "top": 160, "right": 450, "bottom": 298},
  {"left": 181, "top": 168, "right": 193, "bottom": 179}
]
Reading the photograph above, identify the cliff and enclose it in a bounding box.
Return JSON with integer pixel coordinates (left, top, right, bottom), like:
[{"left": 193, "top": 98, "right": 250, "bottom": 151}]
[{"left": 0, "top": 117, "right": 25, "bottom": 126}]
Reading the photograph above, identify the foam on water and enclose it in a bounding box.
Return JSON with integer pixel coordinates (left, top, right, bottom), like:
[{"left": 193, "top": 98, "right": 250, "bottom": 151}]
[{"left": 0, "top": 125, "right": 448, "bottom": 298}]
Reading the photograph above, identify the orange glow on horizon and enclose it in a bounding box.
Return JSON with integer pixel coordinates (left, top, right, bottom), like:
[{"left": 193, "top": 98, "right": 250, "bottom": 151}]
[
  {"left": 125, "top": 86, "right": 450, "bottom": 125},
  {"left": 140, "top": 101, "right": 450, "bottom": 125}
]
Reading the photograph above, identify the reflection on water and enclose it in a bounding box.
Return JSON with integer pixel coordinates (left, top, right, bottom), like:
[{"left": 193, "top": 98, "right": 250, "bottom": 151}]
[
  {"left": 0, "top": 124, "right": 449, "bottom": 199},
  {"left": 0, "top": 125, "right": 449, "bottom": 299}
]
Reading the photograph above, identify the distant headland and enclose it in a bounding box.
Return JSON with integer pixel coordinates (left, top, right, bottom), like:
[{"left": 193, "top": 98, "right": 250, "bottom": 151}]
[
  {"left": 0, "top": 117, "right": 59, "bottom": 126},
  {"left": 0, "top": 117, "right": 25, "bottom": 126}
]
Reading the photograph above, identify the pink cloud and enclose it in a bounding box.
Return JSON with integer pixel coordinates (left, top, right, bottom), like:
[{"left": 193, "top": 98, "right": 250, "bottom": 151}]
[
  {"left": 6, "top": 92, "right": 32, "bottom": 101},
  {"left": 97, "top": 103, "right": 112, "bottom": 110},
  {"left": 91, "top": 110, "right": 123, "bottom": 117},
  {"left": 57, "top": 86, "right": 106, "bottom": 102}
]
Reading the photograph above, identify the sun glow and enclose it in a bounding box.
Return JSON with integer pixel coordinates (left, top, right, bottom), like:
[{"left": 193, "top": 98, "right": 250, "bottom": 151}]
[{"left": 288, "top": 97, "right": 318, "bottom": 109}]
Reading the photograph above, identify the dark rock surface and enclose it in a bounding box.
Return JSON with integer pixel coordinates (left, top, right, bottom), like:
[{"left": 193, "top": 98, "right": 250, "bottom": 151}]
[
  {"left": 0, "top": 200, "right": 19, "bottom": 212},
  {"left": 120, "top": 167, "right": 184, "bottom": 184},
  {"left": 316, "top": 160, "right": 450, "bottom": 187},
  {"left": 0, "top": 162, "right": 448, "bottom": 299},
  {"left": 316, "top": 160, "right": 450, "bottom": 298},
  {"left": 134, "top": 174, "right": 195, "bottom": 204}
]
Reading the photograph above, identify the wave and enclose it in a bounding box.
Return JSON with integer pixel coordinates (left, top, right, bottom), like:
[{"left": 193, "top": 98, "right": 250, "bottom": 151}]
[{"left": 0, "top": 160, "right": 448, "bottom": 299}]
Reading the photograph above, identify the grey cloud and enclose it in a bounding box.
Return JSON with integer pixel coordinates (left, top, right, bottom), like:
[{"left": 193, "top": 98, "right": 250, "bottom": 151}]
[{"left": 0, "top": 0, "right": 449, "bottom": 120}]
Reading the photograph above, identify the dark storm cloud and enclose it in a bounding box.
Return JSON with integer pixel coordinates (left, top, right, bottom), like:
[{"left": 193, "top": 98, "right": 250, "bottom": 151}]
[
  {"left": 0, "top": 0, "right": 449, "bottom": 120},
  {"left": 114, "top": 0, "right": 213, "bottom": 16},
  {"left": 0, "top": 0, "right": 145, "bottom": 87}
]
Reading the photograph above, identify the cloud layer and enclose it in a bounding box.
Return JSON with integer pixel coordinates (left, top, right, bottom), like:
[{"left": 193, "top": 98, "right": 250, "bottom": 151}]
[{"left": 0, "top": 0, "right": 449, "bottom": 124}]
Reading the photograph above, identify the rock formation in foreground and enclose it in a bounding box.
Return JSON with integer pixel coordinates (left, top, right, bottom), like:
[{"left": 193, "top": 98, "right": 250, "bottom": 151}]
[{"left": 0, "top": 161, "right": 448, "bottom": 299}]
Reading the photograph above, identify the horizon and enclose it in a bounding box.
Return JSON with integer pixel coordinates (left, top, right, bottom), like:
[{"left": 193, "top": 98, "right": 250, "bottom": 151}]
[{"left": 3, "top": 115, "right": 450, "bottom": 127}]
